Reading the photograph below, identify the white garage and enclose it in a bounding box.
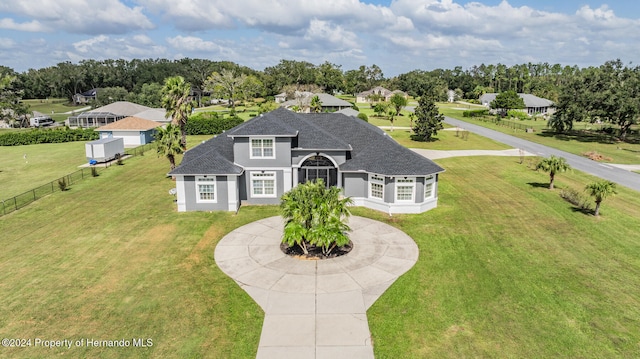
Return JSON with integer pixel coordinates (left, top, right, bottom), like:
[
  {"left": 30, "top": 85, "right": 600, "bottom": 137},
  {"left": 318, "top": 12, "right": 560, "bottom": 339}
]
[{"left": 96, "top": 116, "right": 163, "bottom": 147}]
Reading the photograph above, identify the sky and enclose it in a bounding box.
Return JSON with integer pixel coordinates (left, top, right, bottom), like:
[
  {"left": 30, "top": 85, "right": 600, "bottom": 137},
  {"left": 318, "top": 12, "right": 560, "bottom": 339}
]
[{"left": 0, "top": 0, "right": 639, "bottom": 76}]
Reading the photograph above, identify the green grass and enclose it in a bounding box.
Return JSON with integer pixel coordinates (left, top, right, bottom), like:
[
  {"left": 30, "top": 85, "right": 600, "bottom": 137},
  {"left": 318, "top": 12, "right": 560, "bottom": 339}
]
[
  {"left": 386, "top": 128, "right": 510, "bottom": 150},
  {"left": 0, "top": 136, "right": 211, "bottom": 200},
  {"left": 2, "top": 151, "right": 639, "bottom": 358},
  {"left": 0, "top": 152, "right": 272, "bottom": 358},
  {"left": 0, "top": 141, "right": 88, "bottom": 199},
  {"left": 22, "top": 98, "right": 87, "bottom": 123},
  {"left": 2, "top": 116, "right": 640, "bottom": 358},
  {"left": 441, "top": 104, "right": 640, "bottom": 164},
  {"left": 366, "top": 156, "right": 640, "bottom": 358}
]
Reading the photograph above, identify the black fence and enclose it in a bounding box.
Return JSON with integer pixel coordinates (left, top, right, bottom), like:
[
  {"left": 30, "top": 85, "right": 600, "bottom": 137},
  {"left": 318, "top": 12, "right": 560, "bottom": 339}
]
[
  {"left": 1, "top": 142, "right": 156, "bottom": 217},
  {"left": 475, "top": 116, "right": 533, "bottom": 132}
]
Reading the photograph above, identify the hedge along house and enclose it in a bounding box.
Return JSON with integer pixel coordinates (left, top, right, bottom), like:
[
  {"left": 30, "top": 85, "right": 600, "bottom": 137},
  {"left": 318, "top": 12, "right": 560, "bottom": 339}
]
[
  {"left": 96, "top": 116, "right": 163, "bottom": 147},
  {"left": 169, "top": 108, "right": 444, "bottom": 214}
]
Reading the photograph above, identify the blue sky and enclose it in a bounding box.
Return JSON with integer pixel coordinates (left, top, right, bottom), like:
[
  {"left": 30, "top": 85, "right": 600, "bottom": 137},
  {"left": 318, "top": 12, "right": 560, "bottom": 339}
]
[{"left": 1, "top": 0, "right": 639, "bottom": 76}]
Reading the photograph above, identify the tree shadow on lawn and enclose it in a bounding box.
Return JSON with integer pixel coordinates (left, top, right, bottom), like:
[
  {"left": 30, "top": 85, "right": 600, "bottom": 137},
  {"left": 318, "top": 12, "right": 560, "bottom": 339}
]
[
  {"left": 570, "top": 206, "right": 594, "bottom": 216},
  {"left": 526, "top": 182, "right": 550, "bottom": 189},
  {"left": 535, "top": 129, "right": 619, "bottom": 144}
]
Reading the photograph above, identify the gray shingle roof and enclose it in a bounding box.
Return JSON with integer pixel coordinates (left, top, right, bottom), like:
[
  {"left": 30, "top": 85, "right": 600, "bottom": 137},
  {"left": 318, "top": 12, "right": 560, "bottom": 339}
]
[
  {"left": 168, "top": 135, "right": 243, "bottom": 175},
  {"left": 480, "top": 93, "right": 554, "bottom": 108},
  {"left": 170, "top": 108, "right": 444, "bottom": 177},
  {"left": 226, "top": 108, "right": 298, "bottom": 137},
  {"left": 280, "top": 93, "right": 352, "bottom": 108},
  {"left": 311, "top": 115, "right": 444, "bottom": 176}
]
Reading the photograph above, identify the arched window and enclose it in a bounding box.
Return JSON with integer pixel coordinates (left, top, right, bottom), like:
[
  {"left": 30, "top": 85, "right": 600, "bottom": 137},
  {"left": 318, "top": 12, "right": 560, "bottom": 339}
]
[{"left": 299, "top": 155, "right": 337, "bottom": 187}]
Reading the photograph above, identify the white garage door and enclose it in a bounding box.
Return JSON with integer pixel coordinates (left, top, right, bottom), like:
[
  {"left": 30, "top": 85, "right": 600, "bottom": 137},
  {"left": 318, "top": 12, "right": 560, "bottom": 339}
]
[{"left": 113, "top": 131, "right": 141, "bottom": 146}]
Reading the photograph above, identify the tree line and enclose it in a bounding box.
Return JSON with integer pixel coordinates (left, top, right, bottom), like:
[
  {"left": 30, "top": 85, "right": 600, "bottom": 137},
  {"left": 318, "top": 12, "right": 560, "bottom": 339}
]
[
  {"left": 0, "top": 58, "right": 599, "bottom": 104},
  {"left": 2, "top": 58, "right": 639, "bottom": 141}
]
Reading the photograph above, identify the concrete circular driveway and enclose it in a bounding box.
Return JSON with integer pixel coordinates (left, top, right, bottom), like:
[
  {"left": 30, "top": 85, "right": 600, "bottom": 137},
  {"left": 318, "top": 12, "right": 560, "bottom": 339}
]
[{"left": 214, "top": 215, "right": 419, "bottom": 359}]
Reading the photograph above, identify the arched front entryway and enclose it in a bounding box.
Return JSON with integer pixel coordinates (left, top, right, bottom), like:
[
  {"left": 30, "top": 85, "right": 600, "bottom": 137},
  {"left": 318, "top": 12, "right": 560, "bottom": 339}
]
[{"left": 298, "top": 155, "right": 338, "bottom": 187}]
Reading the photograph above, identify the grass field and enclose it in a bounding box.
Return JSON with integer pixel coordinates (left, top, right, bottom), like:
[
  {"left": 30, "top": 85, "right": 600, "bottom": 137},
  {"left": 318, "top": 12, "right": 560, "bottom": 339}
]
[
  {"left": 22, "top": 98, "right": 87, "bottom": 123},
  {"left": 0, "top": 141, "right": 88, "bottom": 199},
  {"left": 367, "top": 155, "right": 640, "bottom": 358},
  {"left": 440, "top": 104, "right": 640, "bottom": 164},
  {"left": 0, "top": 136, "right": 211, "bottom": 201},
  {"left": 2, "top": 135, "right": 640, "bottom": 357},
  {"left": 2, "top": 102, "right": 640, "bottom": 358}
]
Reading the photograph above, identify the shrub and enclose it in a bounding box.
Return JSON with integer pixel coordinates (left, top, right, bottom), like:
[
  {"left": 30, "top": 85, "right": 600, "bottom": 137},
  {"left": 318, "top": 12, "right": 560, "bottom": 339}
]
[
  {"left": 507, "top": 110, "right": 529, "bottom": 120},
  {"left": 185, "top": 112, "right": 244, "bottom": 135},
  {"left": 462, "top": 109, "right": 489, "bottom": 117},
  {"left": 281, "top": 179, "right": 353, "bottom": 257},
  {"left": 357, "top": 113, "right": 368, "bottom": 122},
  {"left": 0, "top": 127, "right": 99, "bottom": 146},
  {"left": 560, "top": 188, "right": 592, "bottom": 211},
  {"left": 58, "top": 177, "right": 68, "bottom": 191}
]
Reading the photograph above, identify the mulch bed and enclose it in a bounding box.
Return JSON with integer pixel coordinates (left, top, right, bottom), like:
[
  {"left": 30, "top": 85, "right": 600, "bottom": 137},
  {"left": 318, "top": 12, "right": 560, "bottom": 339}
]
[{"left": 280, "top": 240, "right": 353, "bottom": 260}]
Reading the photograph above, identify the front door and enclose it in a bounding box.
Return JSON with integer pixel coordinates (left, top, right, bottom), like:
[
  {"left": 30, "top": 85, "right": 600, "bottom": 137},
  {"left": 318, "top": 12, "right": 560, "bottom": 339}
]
[{"left": 299, "top": 155, "right": 337, "bottom": 187}]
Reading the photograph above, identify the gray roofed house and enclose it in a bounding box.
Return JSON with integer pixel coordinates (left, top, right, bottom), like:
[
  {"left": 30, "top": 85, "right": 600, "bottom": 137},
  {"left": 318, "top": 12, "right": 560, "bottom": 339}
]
[
  {"left": 67, "top": 101, "right": 168, "bottom": 128},
  {"left": 336, "top": 107, "right": 360, "bottom": 117},
  {"left": 480, "top": 93, "right": 555, "bottom": 115},
  {"left": 169, "top": 107, "right": 444, "bottom": 214},
  {"left": 280, "top": 92, "right": 353, "bottom": 113},
  {"left": 356, "top": 86, "right": 408, "bottom": 103}
]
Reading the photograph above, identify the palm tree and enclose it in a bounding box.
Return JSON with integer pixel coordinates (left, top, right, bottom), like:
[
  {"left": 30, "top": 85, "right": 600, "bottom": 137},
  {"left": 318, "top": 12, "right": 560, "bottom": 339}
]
[
  {"left": 536, "top": 155, "right": 571, "bottom": 189},
  {"left": 585, "top": 181, "right": 617, "bottom": 216},
  {"left": 310, "top": 95, "right": 322, "bottom": 113},
  {"left": 155, "top": 124, "right": 183, "bottom": 171},
  {"left": 162, "top": 76, "right": 194, "bottom": 149},
  {"left": 281, "top": 179, "right": 353, "bottom": 256}
]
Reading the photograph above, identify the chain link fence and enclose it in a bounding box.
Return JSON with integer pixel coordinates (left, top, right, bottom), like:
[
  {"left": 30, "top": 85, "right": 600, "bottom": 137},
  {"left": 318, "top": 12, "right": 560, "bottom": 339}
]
[{"left": 1, "top": 142, "right": 156, "bottom": 217}]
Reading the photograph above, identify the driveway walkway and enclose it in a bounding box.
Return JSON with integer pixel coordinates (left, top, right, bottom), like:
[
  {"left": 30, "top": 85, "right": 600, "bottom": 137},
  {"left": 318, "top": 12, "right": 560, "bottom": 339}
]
[
  {"left": 411, "top": 148, "right": 536, "bottom": 160},
  {"left": 214, "top": 216, "right": 419, "bottom": 359}
]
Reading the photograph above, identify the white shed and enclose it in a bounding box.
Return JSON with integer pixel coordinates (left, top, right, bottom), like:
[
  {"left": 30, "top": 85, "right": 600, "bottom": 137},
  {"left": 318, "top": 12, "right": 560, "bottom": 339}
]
[{"left": 85, "top": 137, "right": 124, "bottom": 163}]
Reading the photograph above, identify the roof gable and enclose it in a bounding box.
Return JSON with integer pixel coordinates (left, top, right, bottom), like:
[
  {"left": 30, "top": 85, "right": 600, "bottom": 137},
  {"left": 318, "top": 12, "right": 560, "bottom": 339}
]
[
  {"left": 96, "top": 116, "right": 163, "bottom": 131},
  {"left": 226, "top": 108, "right": 298, "bottom": 137}
]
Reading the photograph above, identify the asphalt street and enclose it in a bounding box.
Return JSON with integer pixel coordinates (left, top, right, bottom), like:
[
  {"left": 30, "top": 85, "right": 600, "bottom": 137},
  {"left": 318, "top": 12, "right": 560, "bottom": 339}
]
[{"left": 444, "top": 116, "right": 640, "bottom": 193}]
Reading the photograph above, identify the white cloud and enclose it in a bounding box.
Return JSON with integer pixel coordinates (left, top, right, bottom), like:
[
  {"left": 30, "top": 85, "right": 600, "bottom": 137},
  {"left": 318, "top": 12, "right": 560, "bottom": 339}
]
[
  {"left": 166, "top": 35, "right": 238, "bottom": 58},
  {"left": 0, "top": 18, "right": 48, "bottom": 32},
  {"left": 138, "top": 0, "right": 232, "bottom": 30},
  {"left": 0, "top": 0, "right": 154, "bottom": 34},
  {"left": 68, "top": 34, "right": 166, "bottom": 61},
  {"left": 0, "top": 37, "right": 16, "bottom": 48}
]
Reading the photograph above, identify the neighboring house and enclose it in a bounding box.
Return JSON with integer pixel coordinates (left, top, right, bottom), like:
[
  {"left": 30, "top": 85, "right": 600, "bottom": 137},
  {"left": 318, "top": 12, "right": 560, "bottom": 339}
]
[
  {"left": 96, "top": 116, "right": 163, "bottom": 147},
  {"left": 67, "top": 101, "right": 166, "bottom": 128},
  {"left": 447, "top": 90, "right": 456, "bottom": 103},
  {"left": 73, "top": 88, "right": 99, "bottom": 105},
  {"left": 280, "top": 92, "right": 352, "bottom": 113},
  {"left": 480, "top": 93, "right": 555, "bottom": 115},
  {"left": 336, "top": 108, "right": 360, "bottom": 117},
  {"left": 356, "top": 86, "right": 408, "bottom": 103},
  {"left": 169, "top": 108, "right": 444, "bottom": 214},
  {"left": 274, "top": 92, "right": 287, "bottom": 104}
]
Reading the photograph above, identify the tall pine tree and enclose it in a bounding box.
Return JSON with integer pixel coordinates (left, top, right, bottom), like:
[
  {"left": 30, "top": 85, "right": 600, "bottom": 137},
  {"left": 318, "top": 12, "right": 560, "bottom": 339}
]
[{"left": 412, "top": 94, "right": 444, "bottom": 141}]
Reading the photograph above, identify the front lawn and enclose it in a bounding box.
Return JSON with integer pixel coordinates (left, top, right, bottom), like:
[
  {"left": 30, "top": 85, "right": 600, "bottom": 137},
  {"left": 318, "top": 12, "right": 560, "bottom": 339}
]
[
  {"left": 367, "top": 155, "right": 640, "bottom": 358},
  {"left": 387, "top": 128, "right": 511, "bottom": 151},
  {"left": 1, "top": 123, "right": 639, "bottom": 358},
  {"left": 0, "top": 153, "right": 272, "bottom": 358}
]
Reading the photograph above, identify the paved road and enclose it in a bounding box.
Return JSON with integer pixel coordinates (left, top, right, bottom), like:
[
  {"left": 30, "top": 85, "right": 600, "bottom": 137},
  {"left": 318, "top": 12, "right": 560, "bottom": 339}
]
[{"left": 444, "top": 116, "right": 640, "bottom": 193}]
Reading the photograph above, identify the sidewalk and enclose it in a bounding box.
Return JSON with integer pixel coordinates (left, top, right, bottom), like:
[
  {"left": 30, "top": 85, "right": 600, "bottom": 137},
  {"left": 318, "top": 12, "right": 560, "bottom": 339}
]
[{"left": 214, "top": 216, "right": 419, "bottom": 359}]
